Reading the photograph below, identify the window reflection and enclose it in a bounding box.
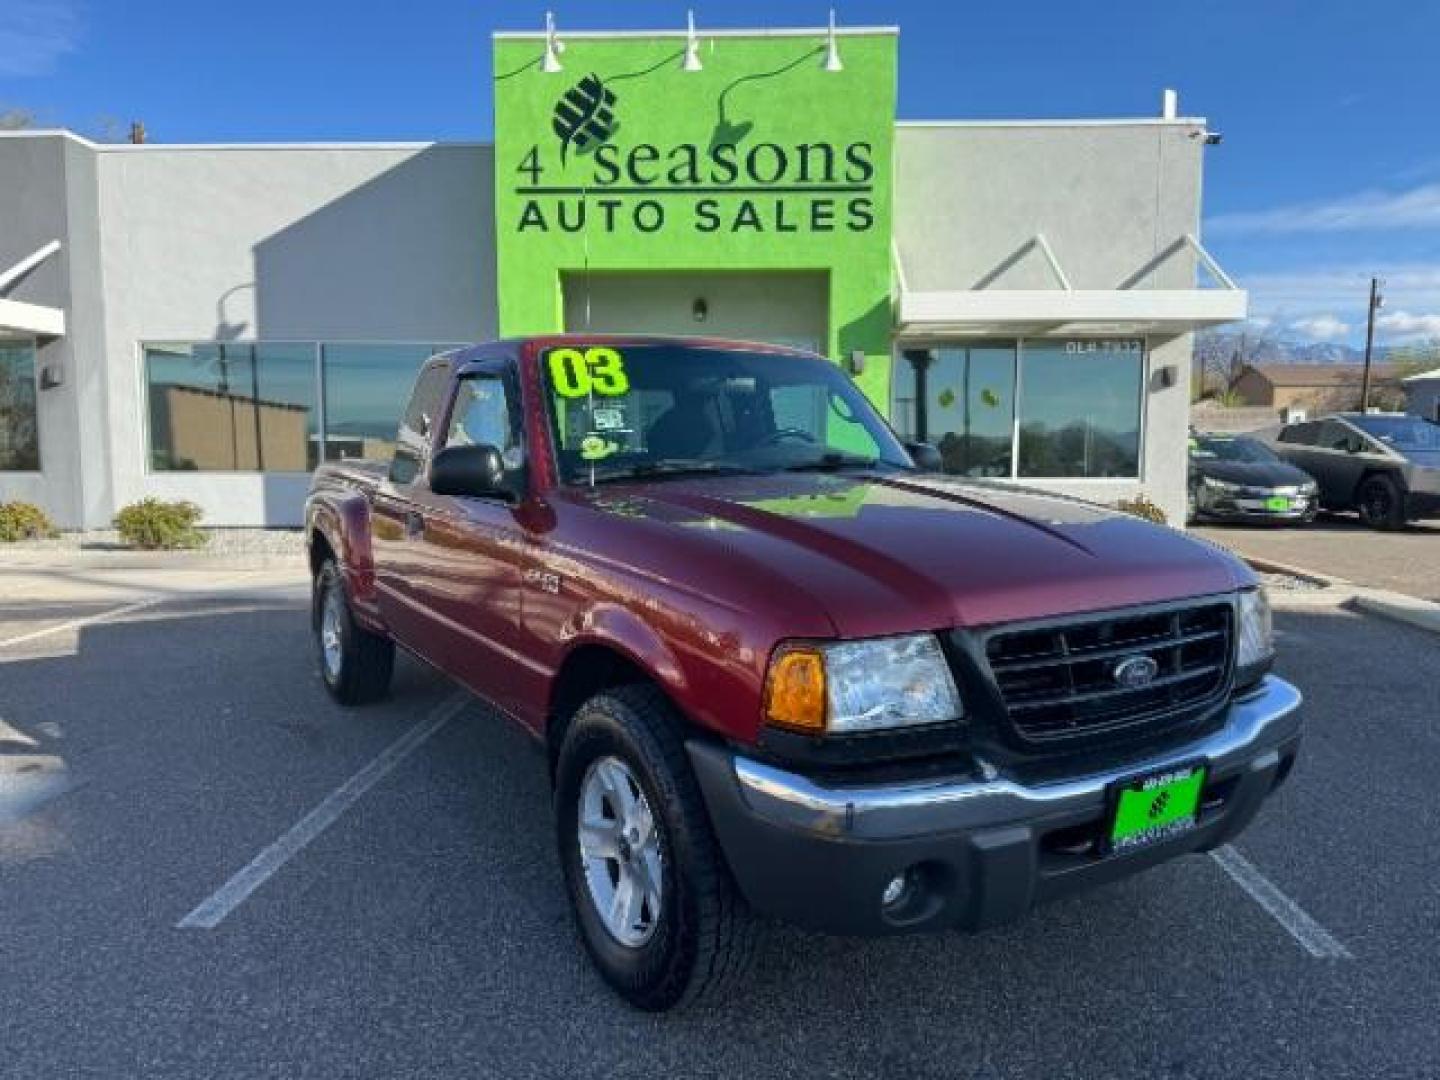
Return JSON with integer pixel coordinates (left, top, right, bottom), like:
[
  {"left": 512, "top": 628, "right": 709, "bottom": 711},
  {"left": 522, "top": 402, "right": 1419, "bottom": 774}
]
[
  {"left": 894, "top": 339, "right": 1143, "bottom": 480},
  {"left": 144, "top": 341, "right": 463, "bottom": 472},
  {"left": 0, "top": 341, "right": 40, "bottom": 471},
  {"left": 1017, "top": 340, "right": 1142, "bottom": 478},
  {"left": 892, "top": 344, "right": 1017, "bottom": 477},
  {"left": 146, "top": 343, "right": 318, "bottom": 471},
  {"left": 322, "top": 344, "right": 450, "bottom": 463}
]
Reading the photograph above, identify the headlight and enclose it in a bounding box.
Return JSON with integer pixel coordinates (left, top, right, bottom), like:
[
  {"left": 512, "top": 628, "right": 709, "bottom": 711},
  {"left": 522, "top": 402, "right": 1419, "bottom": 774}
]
[
  {"left": 764, "top": 633, "right": 963, "bottom": 734},
  {"left": 1235, "top": 588, "right": 1275, "bottom": 688},
  {"left": 1202, "top": 477, "right": 1241, "bottom": 493}
]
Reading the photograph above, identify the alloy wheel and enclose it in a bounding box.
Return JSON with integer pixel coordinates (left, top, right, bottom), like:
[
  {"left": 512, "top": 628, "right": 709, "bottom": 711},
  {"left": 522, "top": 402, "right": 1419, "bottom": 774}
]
[
  {"left": 320, "top": 587, "right": 343, "bottom": 680},
  {"left": 578, "top": 755, "right": 664, "bottom": 947}
]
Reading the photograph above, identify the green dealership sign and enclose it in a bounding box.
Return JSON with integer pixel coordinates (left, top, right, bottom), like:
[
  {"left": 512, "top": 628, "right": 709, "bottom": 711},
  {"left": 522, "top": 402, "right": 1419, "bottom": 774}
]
[{"left": 492, "top": 28, "right": 898, "bottom": 403}]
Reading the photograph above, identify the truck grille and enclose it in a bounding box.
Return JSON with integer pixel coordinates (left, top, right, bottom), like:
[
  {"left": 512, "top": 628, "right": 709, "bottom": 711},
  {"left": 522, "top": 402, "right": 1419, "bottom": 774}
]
[{"left": 983, "top": 601, "right": 1233, "bottom": 745}]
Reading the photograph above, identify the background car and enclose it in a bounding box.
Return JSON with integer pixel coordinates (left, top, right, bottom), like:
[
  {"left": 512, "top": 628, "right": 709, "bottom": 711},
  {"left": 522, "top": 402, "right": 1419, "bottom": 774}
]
[
  {"left": 1187, "top": 432, "right": 1318, "bottom": 525},
  {"left": 1269, "top": 413, "right": 1440, "bottom": 530}
]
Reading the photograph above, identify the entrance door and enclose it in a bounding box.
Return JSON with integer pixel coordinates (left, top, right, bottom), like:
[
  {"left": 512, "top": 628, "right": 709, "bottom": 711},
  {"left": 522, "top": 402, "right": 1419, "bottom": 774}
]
[
  {"left": 894, "top": 345, "right": 1018, "bottom": 477},
  {"left": 562, "top": 270, "right": 826, "bottom": 355}
]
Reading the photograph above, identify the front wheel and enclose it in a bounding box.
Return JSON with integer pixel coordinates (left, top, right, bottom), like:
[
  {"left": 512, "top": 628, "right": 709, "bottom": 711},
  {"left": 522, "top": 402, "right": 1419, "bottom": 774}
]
[
  {"left": 1356, "top": 474, "right": 1406, "bottom": 531},
  {"left": 313, "top": 559, "right": 394, "bottom": 705},
  {"left": 554, "top": 685, "right": 755, "bottom": 1011}
]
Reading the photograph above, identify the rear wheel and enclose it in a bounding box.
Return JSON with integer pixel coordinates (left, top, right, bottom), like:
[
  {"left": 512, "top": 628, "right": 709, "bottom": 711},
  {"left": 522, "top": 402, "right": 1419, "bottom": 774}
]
[
  {"left": 1356, "top": 474, "right": 1406, "bottom": 531},
  {"left": 554, "top": 685, "right": 755, "bottom": 1011},
  {"left": 313, "top": 559, "right": 394, "bottom": 705}
]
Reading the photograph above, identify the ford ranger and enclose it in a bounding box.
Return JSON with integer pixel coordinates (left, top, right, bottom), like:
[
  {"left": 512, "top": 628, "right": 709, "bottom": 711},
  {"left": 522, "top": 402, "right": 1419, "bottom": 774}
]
[{"left": 305, "top": 336, "right": 1302, "bottom": 1011}]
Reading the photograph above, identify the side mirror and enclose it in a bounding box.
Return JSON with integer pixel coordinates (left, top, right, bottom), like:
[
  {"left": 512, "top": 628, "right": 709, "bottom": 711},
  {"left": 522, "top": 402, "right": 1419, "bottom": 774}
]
[
  {"left": 430, "top": 444, "right": 515, "bottom": 500},
  {"left": 905, "top": 440, "right": 943, "bottom": 472}
]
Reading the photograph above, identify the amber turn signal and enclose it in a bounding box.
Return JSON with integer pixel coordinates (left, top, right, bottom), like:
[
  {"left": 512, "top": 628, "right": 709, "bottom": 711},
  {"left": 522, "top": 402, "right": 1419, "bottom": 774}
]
[{"left": 764, "top": 647, "right": 827, "bottom": 733}]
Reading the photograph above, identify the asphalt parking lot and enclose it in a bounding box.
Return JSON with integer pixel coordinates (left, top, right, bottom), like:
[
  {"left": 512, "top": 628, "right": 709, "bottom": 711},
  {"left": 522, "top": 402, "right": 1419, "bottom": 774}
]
[
  {"left": 1195, "top": 513, "right": 1440, "bottom": 601},
  {"left": 3, "top": 565, "right": 1439, "bottom": 1078}
]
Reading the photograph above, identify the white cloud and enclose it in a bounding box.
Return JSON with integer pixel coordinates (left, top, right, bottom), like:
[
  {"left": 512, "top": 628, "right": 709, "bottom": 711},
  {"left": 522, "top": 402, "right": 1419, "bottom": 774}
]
[
  {"left": 1376, "top": 310, "right": 1440, "bottom": 342},
  {"left": 1287, "top": 315, "right": 1351, "bottom": 342},
  {"left": 0, "top": 0, "right": 80, "bottom": 78},
  {"left": 1238, "top": 263, "right": 1440, "bottom": 316},
  {"left": 1208, "top": 183, "right": 1440, "bottom": 235}
]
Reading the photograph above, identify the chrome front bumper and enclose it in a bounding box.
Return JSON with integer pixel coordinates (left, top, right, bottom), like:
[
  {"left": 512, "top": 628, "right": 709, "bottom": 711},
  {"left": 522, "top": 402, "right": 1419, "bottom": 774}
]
[
  {"left": 730, "top": 676, "right": 1302, "bottom": 841},
  {"left": 686, "top": 676, "right": 1303, "bottom": 934}
]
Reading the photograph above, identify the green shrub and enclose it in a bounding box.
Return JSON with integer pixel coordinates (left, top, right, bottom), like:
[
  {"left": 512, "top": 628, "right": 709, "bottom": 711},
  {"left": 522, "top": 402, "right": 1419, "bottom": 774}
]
[
  {"left": 0, "top": 501, "right": 58, "bottom": 542},
  {"left": 1114, "top": 494, "right": 1168, "bottom": 526},
  {"left": 113, "top": 498, "right": 207, "bottom": 550}
]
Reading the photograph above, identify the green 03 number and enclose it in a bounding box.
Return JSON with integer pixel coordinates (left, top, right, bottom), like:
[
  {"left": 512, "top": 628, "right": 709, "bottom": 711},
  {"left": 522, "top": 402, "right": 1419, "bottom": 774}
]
[{"left": 547, "top": 347, "right": 631, "bottom": 398}]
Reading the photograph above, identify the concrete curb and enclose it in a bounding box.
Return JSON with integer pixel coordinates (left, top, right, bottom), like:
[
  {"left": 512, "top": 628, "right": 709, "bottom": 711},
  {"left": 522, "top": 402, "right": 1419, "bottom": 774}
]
[
  {"left": 1238, "top": 555, "right": 1347, "bottom": 591},
  {"left": 1234, "top": 552, "right": 1440, "bottom": 637},
  {"left": 1349, "top": 589, "right": 1440, "bottom": 638},
  {"left": 1232, "top": 555, "right": 1358, "bottom": 609},
  {"left": 0, "top": 550, "right": 307, "bottom": 572}
]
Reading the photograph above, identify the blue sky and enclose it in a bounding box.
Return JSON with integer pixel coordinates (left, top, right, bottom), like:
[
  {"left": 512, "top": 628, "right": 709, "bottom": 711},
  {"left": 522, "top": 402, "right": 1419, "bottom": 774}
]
[{"left": 5, "top": 0, "right": 1440, "bottom": 347}]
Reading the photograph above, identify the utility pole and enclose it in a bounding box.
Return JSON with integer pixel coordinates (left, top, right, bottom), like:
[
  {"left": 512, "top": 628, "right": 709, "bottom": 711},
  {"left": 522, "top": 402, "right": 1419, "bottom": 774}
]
[{"left": 1360, "top": 276, "right": 1383, "bottom": 412}]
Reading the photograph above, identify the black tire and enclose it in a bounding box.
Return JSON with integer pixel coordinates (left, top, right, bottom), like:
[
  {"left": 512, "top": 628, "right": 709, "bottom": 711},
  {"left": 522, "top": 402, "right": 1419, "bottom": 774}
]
[
  {"left": 1356, "top": 474, "right": 1406, "bottom": 531},
  {"left": 313, "top": 559, "right": 394, "bottom": 705},
  {"left": 554, "top": 685, "right": 756, "bottom": 1011}
]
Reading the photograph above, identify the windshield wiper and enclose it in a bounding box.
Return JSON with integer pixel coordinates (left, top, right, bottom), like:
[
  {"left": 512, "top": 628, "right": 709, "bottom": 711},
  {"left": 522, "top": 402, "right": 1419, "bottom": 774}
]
[
  {"left": 781, "top": 452, "right": 885, "bottom": 473},
  {"left": 584, "top": 459, "right": 758, "bottom": 484}
]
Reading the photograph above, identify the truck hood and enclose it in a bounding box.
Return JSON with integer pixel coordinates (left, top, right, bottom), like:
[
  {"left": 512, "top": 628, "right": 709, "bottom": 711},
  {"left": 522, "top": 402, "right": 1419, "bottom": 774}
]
[{"left": 573, "top": 472, "right": 1248, "bottom": 637}]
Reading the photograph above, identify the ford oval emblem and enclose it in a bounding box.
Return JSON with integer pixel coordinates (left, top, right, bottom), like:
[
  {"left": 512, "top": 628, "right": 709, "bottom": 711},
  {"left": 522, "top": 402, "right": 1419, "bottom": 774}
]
[{"left": 1113, "top": 655, "right": 1160, "bottom": 689}]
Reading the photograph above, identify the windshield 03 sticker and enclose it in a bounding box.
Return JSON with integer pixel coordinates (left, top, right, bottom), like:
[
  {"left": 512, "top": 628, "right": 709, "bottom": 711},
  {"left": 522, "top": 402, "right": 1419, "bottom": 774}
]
[{"left": 548, "top": 346, "right": 631, "bottom": 398}]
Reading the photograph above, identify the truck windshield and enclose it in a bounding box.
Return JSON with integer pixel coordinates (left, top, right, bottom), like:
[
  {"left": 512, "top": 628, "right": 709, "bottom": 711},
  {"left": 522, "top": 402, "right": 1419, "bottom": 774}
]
[{"left": 541, "top": 344, "right": 913, "bottom": 484}]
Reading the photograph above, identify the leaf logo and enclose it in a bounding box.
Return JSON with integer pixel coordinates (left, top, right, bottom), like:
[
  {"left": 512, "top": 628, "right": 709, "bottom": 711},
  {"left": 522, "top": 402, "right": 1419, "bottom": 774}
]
[{"left": 552, "top": 73, "right": 618, "bottom": 162}]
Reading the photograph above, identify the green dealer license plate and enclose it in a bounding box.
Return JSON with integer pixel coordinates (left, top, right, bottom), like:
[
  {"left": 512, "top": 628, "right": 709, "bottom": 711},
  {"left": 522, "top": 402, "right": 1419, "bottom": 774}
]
[
  {"left": 1264, "top": 496, "right": 1290, "bottom": 512},
  {"left": 1108, "top": 764, "right": 1206, "bottom": 854}
]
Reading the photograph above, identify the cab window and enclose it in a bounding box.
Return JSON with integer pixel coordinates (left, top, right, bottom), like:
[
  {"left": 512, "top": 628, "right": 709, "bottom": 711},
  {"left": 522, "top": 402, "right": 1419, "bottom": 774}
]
[
  {"left": 1317, "top": 421, "right": 1366, "bottom": 453},
  {"left": 1278, "top": 421, "right": 1319, "bottom": 446},
  {"left": 445, "top": 376, "right": 518, "bottom": 455},
  {"left": 389, "top": 363, "right": 449, "bottom": 485}
]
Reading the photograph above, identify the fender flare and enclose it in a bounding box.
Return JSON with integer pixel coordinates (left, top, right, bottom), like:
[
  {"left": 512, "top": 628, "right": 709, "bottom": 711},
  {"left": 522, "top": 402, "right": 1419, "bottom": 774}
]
[{"left": 552, "top": 602, "right": 692, "bottom": 718}]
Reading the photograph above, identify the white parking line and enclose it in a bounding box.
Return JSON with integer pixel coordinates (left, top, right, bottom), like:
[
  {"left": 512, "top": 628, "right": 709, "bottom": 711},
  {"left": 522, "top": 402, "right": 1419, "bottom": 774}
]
[
  {"left": 0, "top": 597, "right": 167, "bottom": 649},
  {"left": 1210, "top": 844, "right": 1353, "bottom": 959},
  {"left": 177, "top": 690, "right": 471, "bottom": 930},
  {"left": 0, "top": 572, "right": 268, "bottom": 650}
]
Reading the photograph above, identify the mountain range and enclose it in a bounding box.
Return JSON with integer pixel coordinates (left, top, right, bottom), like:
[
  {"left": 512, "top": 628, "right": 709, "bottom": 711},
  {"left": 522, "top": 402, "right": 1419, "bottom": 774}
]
[{"left": 1195, "top": 330, "right": 1437, "bottom": 367}]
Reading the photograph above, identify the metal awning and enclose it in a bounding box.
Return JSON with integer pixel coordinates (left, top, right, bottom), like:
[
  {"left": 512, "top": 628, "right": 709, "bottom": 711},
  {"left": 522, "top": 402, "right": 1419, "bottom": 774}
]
[
  {"left": 895, "top": 233, "right": 1247, "bottom": 338},
  {"left": 0, "top": 240, "right": 66, "bottom": 338}
]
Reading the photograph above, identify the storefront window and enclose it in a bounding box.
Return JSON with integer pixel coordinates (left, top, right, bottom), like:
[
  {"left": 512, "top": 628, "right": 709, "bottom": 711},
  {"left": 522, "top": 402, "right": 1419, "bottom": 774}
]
[
  {"left": 321, "top": 344, "right": 451, "bottom": 463},
  {"left": 145, "top": 343, "right": 319, "bottom": 471},
  {"left": 1017, "top": 340, "right": 1143, "bottom": 478},
  {"left": 0, "top": 341, "right": 40, "bottom": 471},
  {"left": 892, "top": 345, "right": 1017, "bottom": 477},
  {"left": 895, "top": 339, "right": 1143, "bottom": 480},
  {"left": 144, "top": 341, "right": 466, "bottom": 472}
]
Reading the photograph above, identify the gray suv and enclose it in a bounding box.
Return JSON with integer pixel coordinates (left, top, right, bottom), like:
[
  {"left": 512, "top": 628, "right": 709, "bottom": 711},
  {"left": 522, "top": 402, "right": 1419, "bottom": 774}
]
[{"left": 1271, "top": 413, "right": 1440, "bottom": 530}]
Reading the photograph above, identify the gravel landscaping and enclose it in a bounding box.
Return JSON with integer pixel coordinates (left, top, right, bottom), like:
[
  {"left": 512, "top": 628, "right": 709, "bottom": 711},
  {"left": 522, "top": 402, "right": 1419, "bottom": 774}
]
[
  {"left": 0, "top": 528, "right": 305, "bottom": 557},
  {"left": 1258, "top": 570, "right": 1329, "bottom": 593}
]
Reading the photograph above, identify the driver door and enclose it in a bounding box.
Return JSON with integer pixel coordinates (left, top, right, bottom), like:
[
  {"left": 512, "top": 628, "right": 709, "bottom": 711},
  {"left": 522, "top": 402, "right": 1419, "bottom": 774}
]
[{"left": 406, "top": 363, "right": 533, "bottom": 716}]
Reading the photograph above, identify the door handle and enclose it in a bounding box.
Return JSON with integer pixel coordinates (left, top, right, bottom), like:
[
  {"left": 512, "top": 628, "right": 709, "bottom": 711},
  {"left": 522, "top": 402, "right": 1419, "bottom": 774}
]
[{"left": 404, "top": 511, "right": 425, "bottom": 539}]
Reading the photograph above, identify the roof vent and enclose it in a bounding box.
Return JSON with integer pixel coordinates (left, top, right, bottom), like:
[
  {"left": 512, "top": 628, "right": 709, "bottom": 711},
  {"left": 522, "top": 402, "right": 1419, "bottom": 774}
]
[{"left": 1161, "top": 88, "right": 1178, "bottom": 120}]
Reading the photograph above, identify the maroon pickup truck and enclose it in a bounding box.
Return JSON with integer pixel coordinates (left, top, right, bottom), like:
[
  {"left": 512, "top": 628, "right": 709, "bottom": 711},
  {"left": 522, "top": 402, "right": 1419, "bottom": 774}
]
[{"left": 306, "top": 335, "right": 1301, "bottom": 1010}]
